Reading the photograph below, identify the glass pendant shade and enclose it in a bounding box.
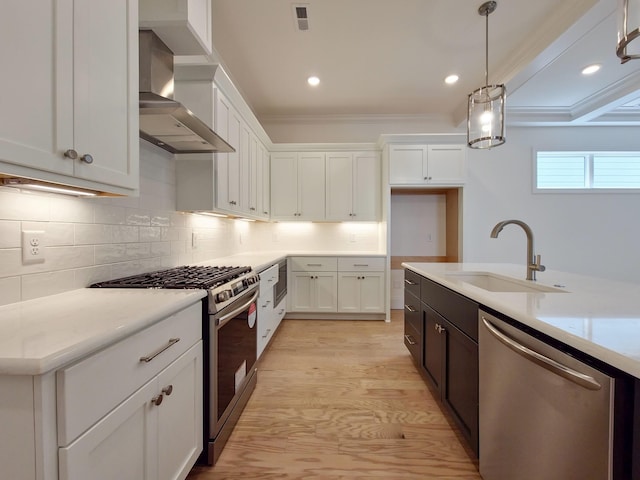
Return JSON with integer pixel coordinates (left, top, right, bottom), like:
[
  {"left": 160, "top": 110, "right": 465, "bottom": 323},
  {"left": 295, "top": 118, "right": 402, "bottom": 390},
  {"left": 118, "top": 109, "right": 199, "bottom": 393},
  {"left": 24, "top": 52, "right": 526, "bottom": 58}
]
[
  {"left": 467, "top": 84, "right": 506, "bottom": 149},
  {"left": 617, "top": 0, "right": 640, "bottom": 63},
  {"left": 467, "top": 1, "right": 506, "bottom": 149}
]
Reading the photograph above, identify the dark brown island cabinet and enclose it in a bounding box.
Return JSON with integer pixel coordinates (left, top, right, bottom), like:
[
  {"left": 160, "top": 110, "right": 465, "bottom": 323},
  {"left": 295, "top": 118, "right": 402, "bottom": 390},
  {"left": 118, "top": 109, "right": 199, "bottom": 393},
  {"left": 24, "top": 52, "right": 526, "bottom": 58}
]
[
  {"left": 403, "top": 268, "right": 640, "bottom": 478},
  {"left": 403, "top": 269, "right": 479, "bottom": 457}
]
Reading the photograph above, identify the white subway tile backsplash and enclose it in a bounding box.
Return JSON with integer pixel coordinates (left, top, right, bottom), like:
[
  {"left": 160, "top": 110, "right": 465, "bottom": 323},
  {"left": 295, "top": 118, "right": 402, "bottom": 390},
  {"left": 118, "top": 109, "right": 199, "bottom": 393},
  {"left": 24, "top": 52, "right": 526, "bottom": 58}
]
[
  {"left": 140, "top": 226, "right": 162, "bottom": 242},
  {"left": 0, "top": 189, "right": 51, "bottom": 221},
  {"left": 94, "top": 204, "right": 127, "bottom": 225},
  {"left": 49, "top": 195, "right": 94, "bottom": 223},
  {"left": 73, "top": 265, "right": 114, "bottom": 289},
  {"left": 0, "top": 221, "right": 21, "bottom": 248},
  {"left": 21, "top": 270, "right": 76, "bottom": 301},
  {"left": 0, "top": 276, "right": 21, "bottom": 305},
  {"left": 126, "top": 211, "right": 151, "bottom": 226}
]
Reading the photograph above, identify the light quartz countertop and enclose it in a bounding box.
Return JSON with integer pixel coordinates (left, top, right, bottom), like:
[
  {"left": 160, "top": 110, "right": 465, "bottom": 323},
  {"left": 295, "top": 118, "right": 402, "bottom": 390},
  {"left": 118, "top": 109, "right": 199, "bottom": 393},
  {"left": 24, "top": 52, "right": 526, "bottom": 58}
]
[
  {"left": 403, "top": 262, "right": 640, "bottom": 379},
  {"left": 0, "top": 289, "right": 206, "bottom": 375}
]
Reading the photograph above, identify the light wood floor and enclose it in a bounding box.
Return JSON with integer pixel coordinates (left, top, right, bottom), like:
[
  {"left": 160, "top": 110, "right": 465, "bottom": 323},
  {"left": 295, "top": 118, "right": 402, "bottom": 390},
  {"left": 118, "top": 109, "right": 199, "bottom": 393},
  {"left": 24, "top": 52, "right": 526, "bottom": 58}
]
[{"left": 187, "top": 310, "right": 481, "bottom": 480}]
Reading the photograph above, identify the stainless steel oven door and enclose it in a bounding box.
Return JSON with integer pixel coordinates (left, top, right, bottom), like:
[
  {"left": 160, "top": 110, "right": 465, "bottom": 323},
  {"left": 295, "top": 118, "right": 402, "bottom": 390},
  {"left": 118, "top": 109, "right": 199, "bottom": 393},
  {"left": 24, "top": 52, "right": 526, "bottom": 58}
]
[{"left": 209, "top": 285, "right": 258, "bottom": 438}]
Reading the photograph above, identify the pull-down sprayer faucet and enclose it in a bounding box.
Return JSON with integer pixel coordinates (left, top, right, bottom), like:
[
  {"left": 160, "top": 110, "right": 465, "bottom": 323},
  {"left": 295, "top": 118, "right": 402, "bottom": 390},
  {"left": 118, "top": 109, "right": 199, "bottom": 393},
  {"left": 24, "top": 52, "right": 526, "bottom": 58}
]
[{"left": 490, "top": 219, "right": 546, "bottom": 281}]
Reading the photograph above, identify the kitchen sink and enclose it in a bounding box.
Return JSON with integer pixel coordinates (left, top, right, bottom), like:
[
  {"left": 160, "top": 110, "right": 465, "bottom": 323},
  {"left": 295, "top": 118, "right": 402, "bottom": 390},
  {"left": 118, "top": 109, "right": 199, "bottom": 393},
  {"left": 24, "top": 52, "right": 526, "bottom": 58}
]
[{"left": 443, "top": 271, "right": 567, "bottom": 293}]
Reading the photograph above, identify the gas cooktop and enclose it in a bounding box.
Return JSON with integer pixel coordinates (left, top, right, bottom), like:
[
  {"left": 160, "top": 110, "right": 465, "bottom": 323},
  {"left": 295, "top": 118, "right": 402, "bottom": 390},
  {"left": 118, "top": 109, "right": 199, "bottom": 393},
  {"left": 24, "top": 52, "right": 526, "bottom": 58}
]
[
  {"left": 91, "top": 265, "right": 252, "bottom": 290},
  {"left": 91, "top": 265, "right": 260, "bottom": 314}
]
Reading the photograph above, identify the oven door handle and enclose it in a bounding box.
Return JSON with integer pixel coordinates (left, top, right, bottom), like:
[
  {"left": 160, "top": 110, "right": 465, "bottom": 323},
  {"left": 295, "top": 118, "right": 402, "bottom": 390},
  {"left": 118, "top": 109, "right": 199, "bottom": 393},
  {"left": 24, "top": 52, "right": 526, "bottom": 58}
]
[{"left": 217, "top": 289, "right": 259, "bottom": 328}]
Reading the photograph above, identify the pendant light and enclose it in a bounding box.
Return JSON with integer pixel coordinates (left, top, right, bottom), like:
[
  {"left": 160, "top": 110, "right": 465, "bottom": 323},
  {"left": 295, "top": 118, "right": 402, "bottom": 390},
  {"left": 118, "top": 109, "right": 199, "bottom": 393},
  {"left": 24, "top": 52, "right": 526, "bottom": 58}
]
[
  {"left": 617, "top": 0, "right": 640, "bottom": 63},
  {"left": 467, "top": 1, "right": 506, "bottom": 149}
]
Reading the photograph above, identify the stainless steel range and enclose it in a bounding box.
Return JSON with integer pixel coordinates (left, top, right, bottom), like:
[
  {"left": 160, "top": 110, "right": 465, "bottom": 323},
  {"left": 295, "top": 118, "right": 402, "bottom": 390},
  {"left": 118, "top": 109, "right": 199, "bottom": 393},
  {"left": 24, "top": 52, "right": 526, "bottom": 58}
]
[{"left": 92, "top": 265, "right": 260, "bottom": 465}]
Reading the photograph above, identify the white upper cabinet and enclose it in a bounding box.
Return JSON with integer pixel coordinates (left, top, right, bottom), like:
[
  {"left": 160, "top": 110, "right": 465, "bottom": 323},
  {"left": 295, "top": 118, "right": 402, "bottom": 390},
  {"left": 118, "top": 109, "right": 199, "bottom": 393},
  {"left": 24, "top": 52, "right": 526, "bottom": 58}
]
[
  {"left": 0, "top": 0, "right": 139, "bottom": 195},
  {"left": 389, "top": 144, "right": 465, "bottom": 186},
  {"left": 271, "top": 152, "right": 326, "bottom": 221},
  {"left": 326, "top": 151, "right": 380, "bottom": 221},
  {"left": 139, "top": 0, "right": 212, "bottom": 55}
]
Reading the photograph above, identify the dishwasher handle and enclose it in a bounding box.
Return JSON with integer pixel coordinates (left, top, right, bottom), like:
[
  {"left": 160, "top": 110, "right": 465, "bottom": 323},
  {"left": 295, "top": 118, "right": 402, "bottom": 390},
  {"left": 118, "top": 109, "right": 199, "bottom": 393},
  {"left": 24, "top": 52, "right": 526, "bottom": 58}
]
[{"left": 481, "top": 316, "right": 602, "bottom": 391}]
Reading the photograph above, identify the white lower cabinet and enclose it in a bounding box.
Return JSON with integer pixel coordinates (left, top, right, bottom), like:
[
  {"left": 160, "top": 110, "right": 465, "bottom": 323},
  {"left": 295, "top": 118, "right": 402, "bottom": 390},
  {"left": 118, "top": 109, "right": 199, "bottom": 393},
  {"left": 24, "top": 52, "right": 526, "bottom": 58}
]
[
  {"left": 337, "top": 272, "right": 385, "bottom": 313},
  {"left": 290, "top": 272, "right": 338, "bottom": 312},
  {"left": 59, "top": 342, "right": 202, "bottom": 480},
  {"left": 257, "top": 264, "right": 278, "bottom": 358},
  {"left": 289, "top": 256, "right": 385, "bottom": 315}
]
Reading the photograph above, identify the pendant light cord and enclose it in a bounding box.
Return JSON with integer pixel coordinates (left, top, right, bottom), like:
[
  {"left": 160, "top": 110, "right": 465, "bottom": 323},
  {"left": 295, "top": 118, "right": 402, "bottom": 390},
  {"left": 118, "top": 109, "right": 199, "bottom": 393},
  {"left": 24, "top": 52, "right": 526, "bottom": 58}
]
[{"left": 485, "top": 11, "right": 489, "bottom": 86}]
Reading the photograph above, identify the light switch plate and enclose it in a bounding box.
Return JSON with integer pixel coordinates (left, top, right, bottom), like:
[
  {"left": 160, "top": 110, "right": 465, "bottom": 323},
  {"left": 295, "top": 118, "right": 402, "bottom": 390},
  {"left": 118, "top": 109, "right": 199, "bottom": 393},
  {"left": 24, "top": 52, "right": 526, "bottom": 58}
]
[{"left": 22, "top": 230, "right": 45, "bottom": 264}]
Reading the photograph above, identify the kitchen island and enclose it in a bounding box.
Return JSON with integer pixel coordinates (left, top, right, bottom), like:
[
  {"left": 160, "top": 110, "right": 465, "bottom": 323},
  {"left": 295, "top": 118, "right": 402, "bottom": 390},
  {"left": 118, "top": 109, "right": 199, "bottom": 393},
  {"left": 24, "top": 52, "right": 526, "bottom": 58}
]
[
  {"left": 403, "top": 262, "right": 640, "bottom": 377},
  {"left": 403, "top": 262, "right": 640, "bottom": 480}
]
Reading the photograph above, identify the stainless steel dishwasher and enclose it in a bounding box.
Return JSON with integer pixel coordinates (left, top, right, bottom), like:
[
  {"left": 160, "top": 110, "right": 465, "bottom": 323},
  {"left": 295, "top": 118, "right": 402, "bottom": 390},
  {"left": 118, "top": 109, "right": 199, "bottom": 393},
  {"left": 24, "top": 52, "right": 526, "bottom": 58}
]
[{"left": 479, "top": 310, "right": 614, "bottom": 480}]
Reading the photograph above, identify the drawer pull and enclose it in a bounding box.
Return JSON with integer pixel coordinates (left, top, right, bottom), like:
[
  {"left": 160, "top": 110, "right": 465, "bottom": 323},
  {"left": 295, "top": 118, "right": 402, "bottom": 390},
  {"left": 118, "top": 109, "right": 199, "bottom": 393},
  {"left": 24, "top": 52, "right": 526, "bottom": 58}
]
[
  {"left": 404, "top": 334, "right": 416, "bottom": 345},
  {"left": 404, "top": 304, "right": 417, "bottom": 313},
  {"left": 139, "top": 338, "right": 180, "bottom": 363},
  {"left": 404, "top": 279, "right": 418, "bottom": 285},
  {"left": 151, "top": 394, "right": 163, "bottom": 406},
  {"left": 353, "top": 264, "right": 369, "bottom": 267},
  {"left": 306, "top": 263, "right": 322, "bottom": 267},
  {"left": 162, "top": 385, "right": 173, "bottom": 396}
]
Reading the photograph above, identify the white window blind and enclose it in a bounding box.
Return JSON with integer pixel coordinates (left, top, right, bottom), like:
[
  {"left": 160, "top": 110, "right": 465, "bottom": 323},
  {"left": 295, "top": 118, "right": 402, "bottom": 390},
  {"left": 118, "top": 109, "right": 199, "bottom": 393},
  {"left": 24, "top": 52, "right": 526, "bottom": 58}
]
[{"left": 535, "top": 151, "right": 640, "bottom": 191}]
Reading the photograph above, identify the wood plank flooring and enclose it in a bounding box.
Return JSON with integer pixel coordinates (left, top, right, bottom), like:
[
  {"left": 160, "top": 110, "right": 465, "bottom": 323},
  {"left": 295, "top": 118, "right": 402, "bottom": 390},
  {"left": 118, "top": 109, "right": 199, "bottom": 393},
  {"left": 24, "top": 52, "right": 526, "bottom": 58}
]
[{"left": 187, "top": 310, "right": 481, "bottom": 480}]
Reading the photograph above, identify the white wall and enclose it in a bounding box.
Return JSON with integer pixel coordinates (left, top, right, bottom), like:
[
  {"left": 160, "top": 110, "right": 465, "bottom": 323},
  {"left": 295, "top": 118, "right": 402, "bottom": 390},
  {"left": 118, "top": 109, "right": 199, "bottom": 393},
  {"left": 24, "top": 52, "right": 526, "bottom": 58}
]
[{"left": 463, "top": 126, "right": 640, "bottom": 283}]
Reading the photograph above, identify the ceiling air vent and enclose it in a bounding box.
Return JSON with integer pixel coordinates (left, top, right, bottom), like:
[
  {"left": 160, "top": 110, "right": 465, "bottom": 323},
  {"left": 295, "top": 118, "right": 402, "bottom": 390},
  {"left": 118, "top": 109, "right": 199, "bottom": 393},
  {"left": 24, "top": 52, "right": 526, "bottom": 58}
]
[{"left": 292, "top": 4, "right": 310, "bottom": 31}]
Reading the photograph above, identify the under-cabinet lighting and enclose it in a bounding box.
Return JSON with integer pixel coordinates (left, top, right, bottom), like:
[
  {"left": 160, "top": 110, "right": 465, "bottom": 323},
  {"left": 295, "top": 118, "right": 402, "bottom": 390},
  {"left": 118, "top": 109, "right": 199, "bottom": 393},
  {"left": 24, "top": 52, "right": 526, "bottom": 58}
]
[
  {"left": 1, "top": 178, "right": 97, "bottom": 197},
  {"left": 236, "top": 218, "right": 256, "bottom": 222},
  {"left": 196, "top": 212, "right": 228, "bottom": 218}
]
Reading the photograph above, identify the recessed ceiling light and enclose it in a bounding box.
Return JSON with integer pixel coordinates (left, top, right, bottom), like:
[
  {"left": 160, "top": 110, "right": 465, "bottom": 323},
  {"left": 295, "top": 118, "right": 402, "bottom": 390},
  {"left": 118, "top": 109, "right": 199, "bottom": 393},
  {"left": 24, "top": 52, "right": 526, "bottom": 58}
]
[
  {"left": 445, "top": 74, "right": 459, "bottom": 85},
  {"left": 581, "top": 64, "right": 601, "bottom": 75},
  {"left": 307, "top": 76, "right": 320, "bottom": 86}
]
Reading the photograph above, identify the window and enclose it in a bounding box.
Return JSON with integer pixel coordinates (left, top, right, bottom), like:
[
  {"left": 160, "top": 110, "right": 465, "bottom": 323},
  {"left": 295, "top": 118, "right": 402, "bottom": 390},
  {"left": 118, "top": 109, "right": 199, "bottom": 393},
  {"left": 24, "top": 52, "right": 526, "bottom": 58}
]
[{"left": 535, "top": 151, "right": 640, "bottom": 191}]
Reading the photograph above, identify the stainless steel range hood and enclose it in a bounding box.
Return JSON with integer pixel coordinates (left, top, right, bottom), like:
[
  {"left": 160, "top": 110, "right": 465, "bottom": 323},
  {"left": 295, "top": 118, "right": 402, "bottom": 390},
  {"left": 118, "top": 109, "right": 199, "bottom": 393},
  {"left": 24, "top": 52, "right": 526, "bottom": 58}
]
[{"left": 139, "top": 30, "right": 234, "bottom": 154}]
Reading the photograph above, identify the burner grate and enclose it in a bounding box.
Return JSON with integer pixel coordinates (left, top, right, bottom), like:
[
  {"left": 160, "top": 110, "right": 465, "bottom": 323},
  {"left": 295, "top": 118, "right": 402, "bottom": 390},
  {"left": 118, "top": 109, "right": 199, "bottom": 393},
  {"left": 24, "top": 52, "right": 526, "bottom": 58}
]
[{"left": 91, "top": 265, "right": 252, "bottom": 289}]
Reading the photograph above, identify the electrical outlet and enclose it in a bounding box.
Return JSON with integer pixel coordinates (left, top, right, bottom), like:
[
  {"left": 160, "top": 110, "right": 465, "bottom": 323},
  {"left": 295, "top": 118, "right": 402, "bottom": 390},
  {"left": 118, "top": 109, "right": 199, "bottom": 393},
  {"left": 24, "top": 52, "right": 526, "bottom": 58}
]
[
  {"left": 192, "top": 232, "right": 198, "bottom": 249},
  {"left": 22, "top": 230, "right": 45, "bottom": 264}
]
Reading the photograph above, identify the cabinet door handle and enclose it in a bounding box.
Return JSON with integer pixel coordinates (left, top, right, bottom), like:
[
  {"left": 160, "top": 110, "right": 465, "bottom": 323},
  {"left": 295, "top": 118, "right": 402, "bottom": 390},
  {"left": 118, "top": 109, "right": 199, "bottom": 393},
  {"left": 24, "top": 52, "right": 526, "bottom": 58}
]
[
  {"left": 64, "top": 149, "right": 78, "bottom": 159},
  {"left": 161, "top": 385, "right": 173, "bottom": 396},
  {"left": 229, "top": 200, "right": 237, "bottom": 205},
  {"left": 404, "top": 279, "right": 418, "bottom": 285},
  {"left": 404, "top": 334, "right": 416, "bottom": 345},
  {"left": 262, "top": 328, "right": 272, "bottom": 339},
  {"left": 81, "top": 154, "right": 94, "bottom": 164},
  {"left": 404, "top": 304, "right": 417, "bottom": 312},
  {"left": 250, "top": 207, "right": 256, "bottom": 211},
  {"left": 139, "top": 338, "right": 180, "bottom": 363},
  {"left": 151, "top": 394, "right": 163, "bottom": 406}
]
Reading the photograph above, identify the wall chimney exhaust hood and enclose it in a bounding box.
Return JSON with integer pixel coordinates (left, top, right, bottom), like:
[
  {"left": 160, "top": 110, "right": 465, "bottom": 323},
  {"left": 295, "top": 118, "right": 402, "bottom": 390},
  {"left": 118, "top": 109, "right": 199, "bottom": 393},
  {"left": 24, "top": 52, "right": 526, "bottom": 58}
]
[{"left": 139, "top": 30, "right": 234, "bottom": 154}]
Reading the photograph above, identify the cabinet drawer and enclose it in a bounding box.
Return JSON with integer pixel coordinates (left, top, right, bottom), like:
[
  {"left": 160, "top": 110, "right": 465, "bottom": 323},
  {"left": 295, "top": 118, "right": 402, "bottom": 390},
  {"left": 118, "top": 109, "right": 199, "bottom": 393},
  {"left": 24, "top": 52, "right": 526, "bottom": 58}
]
[
  {"left": 57, "top": 302, "right": 202, "bottom": 446},
  {"left": 421, "top": 277, "right": 478, "bottom": 341},
  {"left": 404, "top": 318, "right": 422, "bottom": 364},
  {"left": 291, "top": 256, "right": 337, "bottom": 272},
  {"left": 404, "top": 290, "right": 421, "bottom": 333},
  {"left": 259, "top": 264, "right": 278, "bottom": 300},
  {"left": 404, "top": 269, "right": 421, "bottom": 298},
  {"left": 337, "top": 257, "right": 385, "bottom": 272}
]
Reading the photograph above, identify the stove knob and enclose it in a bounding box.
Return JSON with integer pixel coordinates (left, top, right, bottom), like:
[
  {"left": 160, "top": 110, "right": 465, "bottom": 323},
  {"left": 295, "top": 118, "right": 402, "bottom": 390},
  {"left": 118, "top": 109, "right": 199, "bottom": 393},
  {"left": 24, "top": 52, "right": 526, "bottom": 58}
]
[{"left": 216, "top": 290, "right": 231, "bottom": 303}]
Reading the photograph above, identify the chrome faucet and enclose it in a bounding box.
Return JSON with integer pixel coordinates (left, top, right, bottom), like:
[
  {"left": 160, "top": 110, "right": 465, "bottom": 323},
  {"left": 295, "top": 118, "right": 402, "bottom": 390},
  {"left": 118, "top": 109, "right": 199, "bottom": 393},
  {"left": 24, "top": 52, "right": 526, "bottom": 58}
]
[{"left": 490, "top": 219, "right": 546, "bottom": 281}]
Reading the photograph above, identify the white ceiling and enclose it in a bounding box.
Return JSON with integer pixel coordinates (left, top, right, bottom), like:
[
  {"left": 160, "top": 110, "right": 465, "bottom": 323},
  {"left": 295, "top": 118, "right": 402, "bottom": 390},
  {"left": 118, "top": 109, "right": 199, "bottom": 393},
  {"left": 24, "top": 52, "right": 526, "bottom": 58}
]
[{"left": 208, "top": 0, "right": 640, "bottom": 128}]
